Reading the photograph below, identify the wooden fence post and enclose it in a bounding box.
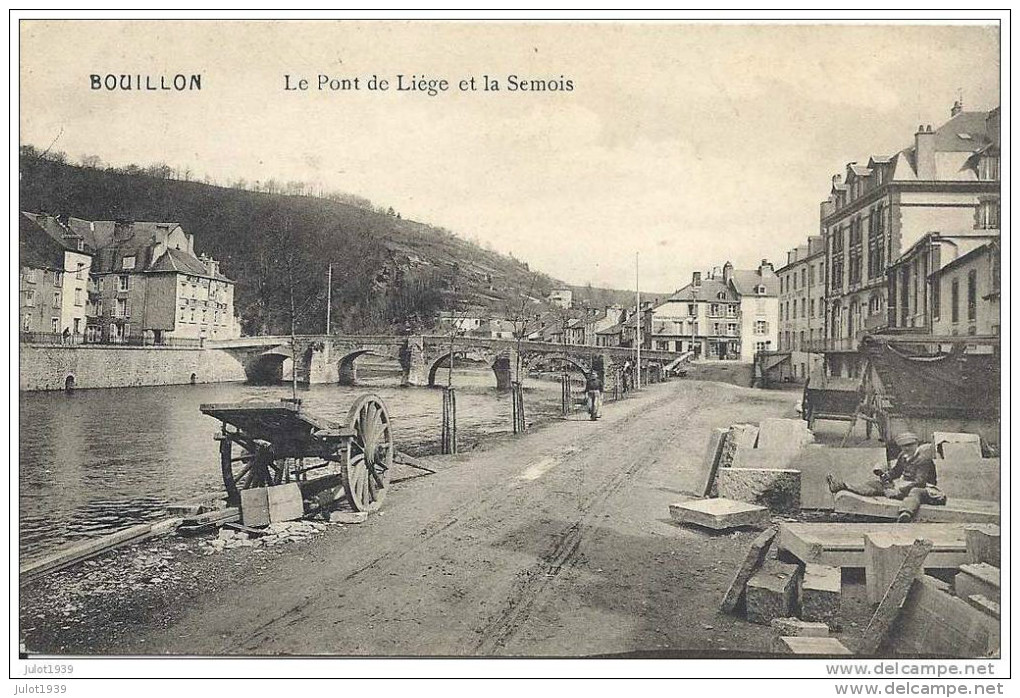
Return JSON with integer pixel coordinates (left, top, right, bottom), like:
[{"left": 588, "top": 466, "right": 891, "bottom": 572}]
[{"left": 441, "top": 386, "right": 457, "bottom": 454}]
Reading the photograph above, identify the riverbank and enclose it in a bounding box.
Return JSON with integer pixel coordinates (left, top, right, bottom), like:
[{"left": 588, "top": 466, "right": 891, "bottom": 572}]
[{"left": 20, "top": 377, "right": 874, "bottom": 657}]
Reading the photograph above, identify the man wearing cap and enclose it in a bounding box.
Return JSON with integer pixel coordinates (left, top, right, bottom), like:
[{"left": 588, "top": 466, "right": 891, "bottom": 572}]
[{"left": 827, "top": 431, "right": 946, "bottom": 522}]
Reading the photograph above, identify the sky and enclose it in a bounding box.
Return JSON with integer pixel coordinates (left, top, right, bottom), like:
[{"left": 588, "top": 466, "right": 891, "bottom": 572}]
[{"left": 19, "top": 21, "right": 1000, "bottom": 293}]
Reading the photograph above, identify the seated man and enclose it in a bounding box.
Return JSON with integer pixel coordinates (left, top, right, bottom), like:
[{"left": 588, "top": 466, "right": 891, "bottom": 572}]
[{"left": 827, "top": 431, "right": 947, "bottom": 522}]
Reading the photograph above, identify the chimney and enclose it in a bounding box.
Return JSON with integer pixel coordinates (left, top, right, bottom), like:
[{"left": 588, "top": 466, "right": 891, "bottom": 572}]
[
  {"left": 692, "top": 271, "right": 702, "bottom": 287},
  {"left": 723, "top": 261, "right": 733, "bottom": 285},
  {"left": 915, "top": 124, "right": 936, "bottom": 180},
  {"left": 951, "top": 99, "right": 963, "bottom": 117},
  {"left": 831, "top": 174, "right": 843, "bottom": 189},
  {"left": 759, "top": 259, "right": 774, "bottom": 275}
]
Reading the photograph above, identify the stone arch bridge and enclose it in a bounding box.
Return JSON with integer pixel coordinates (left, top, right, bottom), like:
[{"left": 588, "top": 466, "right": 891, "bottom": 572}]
[{"left": 208, "top": 335, "right": 687, "bottom": 392}]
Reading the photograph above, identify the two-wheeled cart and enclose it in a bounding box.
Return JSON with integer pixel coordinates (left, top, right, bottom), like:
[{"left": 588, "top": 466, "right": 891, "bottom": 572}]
[{"left": 200, "top": 394, "right": 393, "bottom": 513}]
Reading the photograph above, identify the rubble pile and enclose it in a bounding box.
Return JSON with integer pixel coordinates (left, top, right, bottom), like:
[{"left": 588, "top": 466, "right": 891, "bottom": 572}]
[{"left": 197, "top": 520, "right": 333, "bottom": 555}]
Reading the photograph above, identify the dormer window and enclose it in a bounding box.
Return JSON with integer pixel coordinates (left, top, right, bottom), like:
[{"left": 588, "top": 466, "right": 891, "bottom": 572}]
[
  {"left": 122, "top": 255, "right": 136, "bottom": 270},
  {"left": 755, "top": 285, "right": 766, "bottom": 295},
  {"left": 717, "top": 292, "right": 726, "bottom": 300}
]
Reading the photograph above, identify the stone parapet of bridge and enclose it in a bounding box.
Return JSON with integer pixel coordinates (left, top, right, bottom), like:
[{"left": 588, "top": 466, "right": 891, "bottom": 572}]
[{"left": 213, "top": 334, "right": 687, "bottom": 389}]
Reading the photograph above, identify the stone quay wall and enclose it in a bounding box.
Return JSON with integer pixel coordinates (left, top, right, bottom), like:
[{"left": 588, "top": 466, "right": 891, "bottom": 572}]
[{"left": 20, "top": 344, "right": 247, "bottom": 391}]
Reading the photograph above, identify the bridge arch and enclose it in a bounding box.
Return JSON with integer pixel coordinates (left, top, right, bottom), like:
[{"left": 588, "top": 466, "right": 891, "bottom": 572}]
[
  {"left": 246, "top": 346, "right": 292, "bottom": 385},
  {"left": 336, "top": 348, "right": 401, "bottom": 386},
  {"left": 530, "top": 354, "right": 593, "bottom": 377},
  {"left": 426, "top": 349, "right": 500, "bottom": 388}
]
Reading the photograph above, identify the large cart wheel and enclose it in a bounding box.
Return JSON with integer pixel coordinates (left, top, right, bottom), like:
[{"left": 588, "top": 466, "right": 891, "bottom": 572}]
[
  {"left": 220, "top": 438, "right": 289, "bottom": 506},
  {"left": 341, "top": 395, "right": 393, "bottom": 512}
]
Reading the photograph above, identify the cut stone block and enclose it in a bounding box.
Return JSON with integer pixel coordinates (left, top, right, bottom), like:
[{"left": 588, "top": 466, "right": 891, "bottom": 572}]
[
  {"left": 240, "top": 487, "right": 271, "bottom": 528},
  {"left": 865, "top": 533, "right": 914, "bottom": 605},
  {"left": 835, "top": 491, "right": 999, "bottom": 524},
  {"left": 932, "top": 431, "right": 981, "bottom": 447},
  {"left": 716, "top": 467, "right": 801, "bottom": 513},
  {"left": 965, "top": 525, "right": 1000, "bottom": 566},
  {"left": 965, "top": 594, "right": 1000, "bottom": 620},
  {"left": 786, "top": 446, "right": 888, "bottom": 510},
  {"left": 267, "top": 483, "right": 304, "bottom": 523},
  {"left": 774, "top": 636, "right": 852, "bottom": 656},
  {"left": 718, "top": 424, "right": 759, "bottom": 469},
  {"left": 329, "top": 510, "right": 368, "bottom": 524},
  {"left": 955, "top": 563, "right": 1000, "bottom": 603},
  {"left": 756, "top": 417, "right": 814, "bottom": 452},
  {"left": 770, "top": 617, "right": 829, "bottom": 637},
  {"left": 859, "top": 538, "right": 933, "bottom": 655},
  {"left": 746, "top": 560, "right": 800, "bottom": 625},
  {"left": 937, "top": 439, "right": 983, "bottom": 461},
  {"left": 720, "top": 527, "right": 777, "bottom": 613},
  {"left": 729, "top": 424, "right": 760, "bottom": 451},
  {"left": 779, "top": 523, "right": 998, "bottom": 570},
  {"left": 730, "top": 447, "right": 800, "bottom": 470},
  {"left": 697, "top": 427, "right": 728, "bottom": 496},
  {"left": 669, "top": 498, "right": 769, "bottom": 531},
  {"left": 892, "top": 575, "right": 1000, "bottom": 658},
  {"left": 800, "top": 563, "right": 841, "bottom": 630}
]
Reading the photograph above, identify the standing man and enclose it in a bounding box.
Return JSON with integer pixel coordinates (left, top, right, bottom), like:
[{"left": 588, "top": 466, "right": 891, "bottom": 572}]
[
  {"left": 827, "top": 432, "right": 946, "bottom": 522},
  {"left": 585, "top": 370, "right": 604, "bottom": 421}
]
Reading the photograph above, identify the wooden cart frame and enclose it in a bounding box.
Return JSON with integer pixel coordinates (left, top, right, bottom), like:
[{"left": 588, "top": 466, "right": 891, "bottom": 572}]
[{"left": 200, "top": 395, "right": 394, "bottom": 513}]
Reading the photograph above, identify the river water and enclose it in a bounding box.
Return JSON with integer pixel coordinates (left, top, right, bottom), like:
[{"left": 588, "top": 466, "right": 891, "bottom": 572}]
[{"left": 19, "top": 366, "right": 581, "bottom": 559}]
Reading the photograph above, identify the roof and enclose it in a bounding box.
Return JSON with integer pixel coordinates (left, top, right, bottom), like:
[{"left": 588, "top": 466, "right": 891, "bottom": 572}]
[
  {"left": 20, "top": 213, "right": 68, "bottom": 271},
  {"left": 939, "top": 241, "right": 996, "bottom": 275},
  {"left": 667, "top": 277, "right": 736, "bottom": 302},
  {"left": 147, "top": 247, "right": 232, "bottom": 281},
  {"left": 729, "top": 269, "right": 779, "bottom": 298},
  {"left": 596, "top": 321, "right": 625, "bottom": 335}
]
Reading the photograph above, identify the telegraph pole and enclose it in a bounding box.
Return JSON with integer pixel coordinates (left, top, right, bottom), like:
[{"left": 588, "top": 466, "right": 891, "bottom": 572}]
[
  {"left": 325, "top": 262, "right": 332, "bottom": 335},
  {"left": 635, "top": 252, "right": 641, "bottom": 390}
]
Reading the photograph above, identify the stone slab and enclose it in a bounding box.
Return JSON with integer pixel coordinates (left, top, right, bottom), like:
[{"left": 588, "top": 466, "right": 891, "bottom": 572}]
[
  {"left": 965, "top": 525, "right": 1000, "bottom": 566},
  {"left": 955, "top": 563, "right": 1000, "bottom": 603},
  {"left": 697, "top": 427, "right": 728, "bottom": 496},
  {"left": 932, "top": 431, "right": 981, "bottom": 446},
  {"left": 669, "top": 498, "right": 769, "bottom": 531},
  {"left": 770, "top": 617, "right": 830, "bottom": 638},
  {"left": 864, "top": 533, "right": 913, "bottom": 605},
  {"left": 834, "top": 491, "right": 1000, "bottom": 525},
  {"left": 940, "top": 441, "right": 984, "bottom": 462},
  {"left": 746, "top": 560, "right": 800, "bottom": 625},
  {"left": 786, "top": 446, "right": 888, "bottom": 510},
  {"left": 774, "top": 636, "right": 853, "bottom": 656},
  {"left": 716, "top": 467, "right": 801, "bottom": 513},
  {"left": 965, "top": 594, "right": 1000, "bottom": 620},
  {"left": 756, "top": 417, "right": 814, "bottom": 453},
  {"left": 891, "top": 575, "right": 1000, "bottom": 658},
  {"left": 859, "top": 538, "right": 933, "bottom": 655},
  {"left": 800, "top": 563, "right": 841, "bottom": 630},
  {"left": 329, "top": 511, "right": 368, "bottom": 524},
  {"left": 778, "top": 523, "right": 998, "bottom": 570},
  {"left": 267, "top": 483, "right": 304, "bottom": 524},
  {"left": 240, "top": 488, "right": 271, "bottom": 528},
  {"left": 730, "top": 448, "right": 800, "bottom": 471},
  {"left": 729, "top": 424, "right": 760, "bottom": 451},
  {"left": 720, "top": 527, "right": 777, "bottom": 613}
]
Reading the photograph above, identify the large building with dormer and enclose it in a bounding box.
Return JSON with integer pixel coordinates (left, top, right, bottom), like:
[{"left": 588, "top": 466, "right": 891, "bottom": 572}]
[
  {"left": 817, "top": 102, "right": 1000, "bottom": 357},
  {"left": 648, "top": 260, "right": 779, "bottom": 361},
  {"left": 21, "top": 214, "right": 239, "bottom": 344}
]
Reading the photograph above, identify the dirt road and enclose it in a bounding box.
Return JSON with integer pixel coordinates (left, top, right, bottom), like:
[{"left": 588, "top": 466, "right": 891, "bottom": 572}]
[{"left": 25, "top": 378, "right": 805, "bottom": 657}]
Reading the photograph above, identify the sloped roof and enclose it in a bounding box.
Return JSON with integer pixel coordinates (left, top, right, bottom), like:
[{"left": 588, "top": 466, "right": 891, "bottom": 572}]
[
  {"left": 147, "top": 247, "right": 231, "bottom": 281},
  {"left": 20, "top": 213, "right": 68, "bottom": 270},
  {"left": 729, "top": 269, "right": 779, "bottom": 298},
  {"left": 667, "top": 277, "right": 736, "bottom": 302},
  {"left": 596, "top": 321, "right": 625, "bottom": 335}
]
